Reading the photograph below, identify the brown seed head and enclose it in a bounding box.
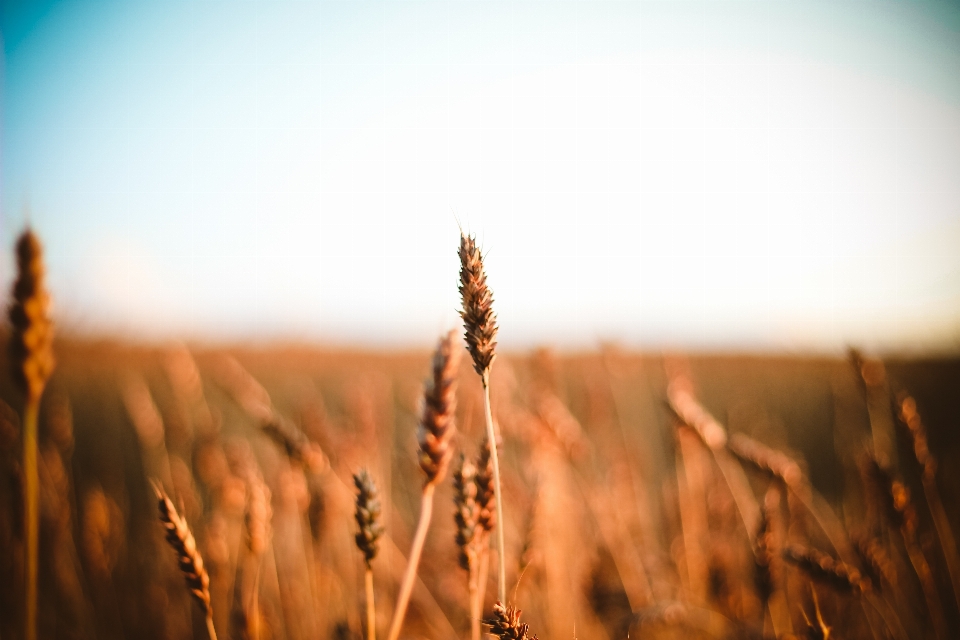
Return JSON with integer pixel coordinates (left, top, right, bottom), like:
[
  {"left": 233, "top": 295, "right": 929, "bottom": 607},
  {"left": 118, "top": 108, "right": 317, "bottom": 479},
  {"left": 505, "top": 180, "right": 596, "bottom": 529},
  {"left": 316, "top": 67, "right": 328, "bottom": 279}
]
[
  {"left": 453, "top": 454, "right": 478, "bottom": 570},
  {"left": 245, "top": 474, "right": 272, "bottom": 557},
  {"left": 475, "top": 436, "right": 496, "bottom": 533},
  {"left": 8, "top": 229, "right": 55, "bottom": 401},
  {"left": 782, "top": 543, "right": 869, "bottom": 594},
  {"left": 418, "top": 331, "right": 459, "bottom": 485},
  {"left": 155, "top": 484, "right": 213, "bottom": 617},
  {"left": 353, "top": 468, "right": 384, "bottom": 565},
  {"left": 459, "top": 233, "right": 497, "bottom": 376},
  {"left": 897, "top": 392, "right": 937, "bottom": 481},
  {"left": 486, "top": 602, "right": 537, "bottom": 640}
]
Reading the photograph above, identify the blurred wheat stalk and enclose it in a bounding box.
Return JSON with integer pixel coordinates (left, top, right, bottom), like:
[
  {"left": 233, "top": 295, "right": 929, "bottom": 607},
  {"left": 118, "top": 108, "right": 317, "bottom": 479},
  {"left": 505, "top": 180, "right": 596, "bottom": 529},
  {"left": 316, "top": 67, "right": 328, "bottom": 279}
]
[{"left": 8, "top": 229, "right": 55, "bottom": 640}]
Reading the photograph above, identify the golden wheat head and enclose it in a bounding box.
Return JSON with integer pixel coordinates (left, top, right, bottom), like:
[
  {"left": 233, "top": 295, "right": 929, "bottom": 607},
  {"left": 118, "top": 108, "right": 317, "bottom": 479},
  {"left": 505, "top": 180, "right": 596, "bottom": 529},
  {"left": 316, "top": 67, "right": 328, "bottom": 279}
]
[
  {"left": 486, "top": 602, "right": 538, "bottom": 640},
  {"left": 417, "top": 330, "right": 459, "bottom": 485},
  {"left": 8, "top": 229, "right": 55, "bottom": 401},
  {"left": 155, "top": 483, "right": 213, "bottom": 617},
  {"left": 353, "top": 468, "right": 385, "bottom": 566},
  {"left": 474, "top": 436, "right": 497, "bottom": 533},
  {"left": 453, "top": 454, "right": 478, "bottom": 570},
  {"left": 458, "top": 232, "right": 497, "bottom": 377}
]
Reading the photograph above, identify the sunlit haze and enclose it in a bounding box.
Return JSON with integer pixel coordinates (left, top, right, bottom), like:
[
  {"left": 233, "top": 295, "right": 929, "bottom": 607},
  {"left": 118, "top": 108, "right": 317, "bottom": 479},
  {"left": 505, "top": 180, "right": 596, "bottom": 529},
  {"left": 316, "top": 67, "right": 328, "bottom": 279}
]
[{"left": 2, "top": 0, "right": 959, "bottom": 351}]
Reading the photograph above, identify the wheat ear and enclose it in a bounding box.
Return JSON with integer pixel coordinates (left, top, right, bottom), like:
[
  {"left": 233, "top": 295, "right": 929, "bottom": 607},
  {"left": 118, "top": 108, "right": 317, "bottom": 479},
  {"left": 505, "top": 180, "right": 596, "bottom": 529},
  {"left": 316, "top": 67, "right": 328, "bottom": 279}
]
[
  {"left": 386, "top": 331, "right": 459, "bottom": 640},
  {"left": 486, "top": 601, "right": 538, "bottom": 640},
  {"left": 459, "top": 231, "right": 506, "bottom": 604},
  {"left": 241, "top": 469, "right": 271, "bottom": 640},
  {"left": 453, "top": 455, "right": 481, "bottom": 640},
  {"left": 354, "top": 469, "right": 384, "bottom": 640},
  {"left": 896, "top": 392, "right": 960, "bottom": 615},
  {"left": 782, "top": 543, "right": 869, "bottom": 594},
  {"left": 155, "top": 483, "right": 217, "bottom": 640},
  {"left": 8, "top": 229, "right": 55, "bottom": 640}
]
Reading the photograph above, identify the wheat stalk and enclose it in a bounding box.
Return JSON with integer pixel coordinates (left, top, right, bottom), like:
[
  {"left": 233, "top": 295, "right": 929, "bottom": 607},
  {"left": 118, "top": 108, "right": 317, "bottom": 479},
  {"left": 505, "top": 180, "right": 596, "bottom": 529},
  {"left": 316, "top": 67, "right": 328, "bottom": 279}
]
[
  {"left": 8, "top": 228, "right": 55, "bottom": 640},
  {"left": 239, "top": 468, "right": 271, "bottom": 640},
  {"left": 896, "top": 392, "right": 960, "bottom": 616},
  {"left": 354, "top": 468, "right": 384, "bottom": 640},
  {"left": 386, "top": 331, "right": 459, "bottom": 640},
  {"left": 453, "top": 454, "right": 482, "bottom": 640},
  {"left": 155, "top": 483, "right": 217, "bottom": 640},
  {"left": 459, "top": 231, "right": 507, "bottom": 604}
]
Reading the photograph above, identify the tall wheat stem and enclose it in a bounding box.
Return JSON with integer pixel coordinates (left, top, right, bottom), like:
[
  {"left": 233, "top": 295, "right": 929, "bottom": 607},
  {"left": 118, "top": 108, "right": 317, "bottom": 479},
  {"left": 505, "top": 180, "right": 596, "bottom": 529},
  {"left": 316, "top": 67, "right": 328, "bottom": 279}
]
[
  {"left": 481, "top": 372, "right": 506, "bottom": 603},
  {"left": 365, "top": 567, "right": 376, "bottom": 640},
  {"left": 23, "top": 399, "right": 39, "bottom": 640},
  {"left": 468, "top": 561, "right": 479, "bottom": 640},
  {"left": 386, "top": 483, "right": 436, "bottom": 640}
]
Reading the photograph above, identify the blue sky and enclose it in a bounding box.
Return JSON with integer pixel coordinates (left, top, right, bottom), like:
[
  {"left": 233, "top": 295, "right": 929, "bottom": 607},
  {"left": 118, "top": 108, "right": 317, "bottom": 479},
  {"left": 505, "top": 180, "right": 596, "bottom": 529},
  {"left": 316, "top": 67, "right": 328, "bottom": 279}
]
[{"left": 2, "top": 0, "right": 960, "bottom": 351}]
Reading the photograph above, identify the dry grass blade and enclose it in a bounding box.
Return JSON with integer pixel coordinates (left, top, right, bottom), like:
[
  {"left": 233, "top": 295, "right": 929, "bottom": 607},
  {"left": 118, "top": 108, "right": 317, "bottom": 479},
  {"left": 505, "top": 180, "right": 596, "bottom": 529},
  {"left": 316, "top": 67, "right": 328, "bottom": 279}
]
[
  {"left": 486, "top": 601, "right": 538, "bottom": 640},
  {"left": 154, "top": 483, "right": 217, "bottom": 640},
  {"left": 8, "top": 228, "right": 55, "bottom": 640}
]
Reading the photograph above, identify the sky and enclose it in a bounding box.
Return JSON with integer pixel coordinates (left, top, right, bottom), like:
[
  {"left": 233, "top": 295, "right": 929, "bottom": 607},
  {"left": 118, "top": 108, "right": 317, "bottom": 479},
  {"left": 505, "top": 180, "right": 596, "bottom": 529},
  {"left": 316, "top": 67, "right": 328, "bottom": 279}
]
[{"left": 2, "top": 0, "right": 959, "bottom": 352}]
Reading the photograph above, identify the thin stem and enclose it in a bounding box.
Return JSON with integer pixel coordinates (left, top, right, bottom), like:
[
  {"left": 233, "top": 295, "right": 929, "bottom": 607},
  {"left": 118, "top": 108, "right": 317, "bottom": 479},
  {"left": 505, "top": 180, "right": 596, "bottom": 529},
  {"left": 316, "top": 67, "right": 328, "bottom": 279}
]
[
  {"left": 365, "top": 567, "right": 376, "bottom": 640},
  {"left": 477, "top": 543, "right": 490, "bottom": 620},
  {"left": 250, "top": 562, "right": 262, "bottom": 640},
  {"left": 920, "top": 472, "right": 960, "bottom": 617},
  {"left": 386, "top": 483, "right": 436, "bottom": 640},
  {"left": 206, "top": 614, "right": 218, "bottom": 640},
  {"left": 468, "top": 556, "right": 479, "bottom": 640},
  {"left": 481, "top": 372, "right": 506, "bottom": 604},
  {"left": 23, "top": 397, "right": 39, "bottom": 640}
]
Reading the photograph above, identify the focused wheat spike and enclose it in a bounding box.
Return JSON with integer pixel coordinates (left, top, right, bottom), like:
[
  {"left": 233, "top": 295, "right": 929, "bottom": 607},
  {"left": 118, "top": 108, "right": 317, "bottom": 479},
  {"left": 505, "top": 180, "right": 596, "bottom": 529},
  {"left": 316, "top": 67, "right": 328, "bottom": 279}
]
[
  {"left": 417, "top": 330, "right": 460, "bottom": 485},
  {"left": 155, "top": 484, "right": 217, "bottom": 639},
  {"left": 782, "top": 543, "right": 869, "bottom": 593},
  {"left": 458, "top": 232, "right": 497, "bottom": 376},
  {"left": 486, "top": 602, "right": 538, "bottom": 640},
  {"left": 9, "top": 229, "right": 55, "bottom": 402},
  {"left": 353, "top": 469, "right": 384, "bottom": 566},
  {"left": 475, "top": 437, "right": 496, "bottom": 533}
]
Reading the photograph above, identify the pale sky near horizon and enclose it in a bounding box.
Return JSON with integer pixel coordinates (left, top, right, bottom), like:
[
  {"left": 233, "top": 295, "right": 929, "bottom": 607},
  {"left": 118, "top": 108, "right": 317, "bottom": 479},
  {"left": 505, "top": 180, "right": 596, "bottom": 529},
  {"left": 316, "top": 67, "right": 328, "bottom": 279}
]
[{"left": 2, "top": 0, "right": 959, "bottom": 352}]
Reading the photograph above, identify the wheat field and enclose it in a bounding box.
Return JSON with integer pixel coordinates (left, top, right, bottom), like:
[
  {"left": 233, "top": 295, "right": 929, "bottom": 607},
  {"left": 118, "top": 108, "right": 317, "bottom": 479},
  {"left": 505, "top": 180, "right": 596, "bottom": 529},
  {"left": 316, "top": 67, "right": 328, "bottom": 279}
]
[{"left": 1, "top": 333, "right": 959, "bottom": 639}]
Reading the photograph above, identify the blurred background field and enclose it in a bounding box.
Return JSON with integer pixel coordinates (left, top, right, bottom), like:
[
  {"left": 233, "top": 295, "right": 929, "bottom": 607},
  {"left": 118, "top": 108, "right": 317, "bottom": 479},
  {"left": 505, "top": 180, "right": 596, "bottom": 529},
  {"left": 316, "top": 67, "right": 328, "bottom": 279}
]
[{"left": 1, "top": 338, "right": 958, "bottom": 639}]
